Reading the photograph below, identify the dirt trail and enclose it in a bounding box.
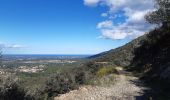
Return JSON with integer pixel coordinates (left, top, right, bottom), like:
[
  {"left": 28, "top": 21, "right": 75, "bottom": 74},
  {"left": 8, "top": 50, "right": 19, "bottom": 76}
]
[{"left": 54, "top": 67, "right": 148, "bottom": 100}]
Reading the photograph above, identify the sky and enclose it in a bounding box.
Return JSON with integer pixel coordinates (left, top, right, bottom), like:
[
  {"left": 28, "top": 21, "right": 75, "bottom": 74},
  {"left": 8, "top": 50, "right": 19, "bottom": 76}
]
[{"left": 0, "top": 0, "right": 155, "bottom": 54}]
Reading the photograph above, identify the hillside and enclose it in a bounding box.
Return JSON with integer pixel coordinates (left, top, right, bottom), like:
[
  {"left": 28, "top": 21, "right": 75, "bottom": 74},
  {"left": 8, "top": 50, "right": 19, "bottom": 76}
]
[
  {"left": 89, "top": 34, "right": 147, "bottom": 67},
  {"left": 130, "top": 26, "right": 170, "bottom": 99},
  {"left": 90, "top": 26, "right": 170, "bottom": 99}
]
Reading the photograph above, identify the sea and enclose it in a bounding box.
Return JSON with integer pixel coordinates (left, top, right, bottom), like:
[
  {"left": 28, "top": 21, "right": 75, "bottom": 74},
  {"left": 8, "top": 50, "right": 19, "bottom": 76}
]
[{"left": 3, "top": 54, "right": 92, "bottom": 60}]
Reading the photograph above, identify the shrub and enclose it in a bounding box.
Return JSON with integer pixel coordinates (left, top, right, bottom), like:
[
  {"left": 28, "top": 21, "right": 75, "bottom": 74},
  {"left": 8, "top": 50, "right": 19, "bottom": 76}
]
[
  {"left": 96, "top": 67, "right": 116, "bottom": 77},
  {"left": 0, "top": 77, "right": 32, "bottom": 100},
  {"left": 75, "top": 71, "right": 86, "bottom": 85},
  {"left": 84, "top": 62, "right": 101, "bottom": 74},
  {"left": 43, "top": 72, "right": 77, "bottom": 99},
  {"left": 40, "top": 62, "right": 107, "bottom": 99}
]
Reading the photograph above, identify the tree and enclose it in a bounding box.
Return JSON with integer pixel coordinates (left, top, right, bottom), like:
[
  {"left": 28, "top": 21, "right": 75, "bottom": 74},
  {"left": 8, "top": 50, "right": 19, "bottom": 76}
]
[
  {"left": 0, "top": 47, "right": 2, "bottom": 67},
  {"left": 145, "top": 0, "right": 170, "bottom": 27}
]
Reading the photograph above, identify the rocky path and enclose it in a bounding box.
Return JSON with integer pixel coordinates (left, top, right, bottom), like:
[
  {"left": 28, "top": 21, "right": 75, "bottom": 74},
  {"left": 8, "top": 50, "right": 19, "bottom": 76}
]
[{"left": 54, "top": 67, "right": 148, "bottom": 100}]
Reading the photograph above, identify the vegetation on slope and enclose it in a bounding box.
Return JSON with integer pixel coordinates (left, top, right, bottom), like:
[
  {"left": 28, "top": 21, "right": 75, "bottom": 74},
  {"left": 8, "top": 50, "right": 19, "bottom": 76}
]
[
  {"left": 90, "top": 33, "right": 147, "bottom": 67},
  {"left": 90, "top": 27, "right": 170, "bottom": 99},
  {"left": 130, "top": 27, "right": 170, "bottom": 99},
  {"left": 0, "top": 76, "right": 33, "bottom": 100}
]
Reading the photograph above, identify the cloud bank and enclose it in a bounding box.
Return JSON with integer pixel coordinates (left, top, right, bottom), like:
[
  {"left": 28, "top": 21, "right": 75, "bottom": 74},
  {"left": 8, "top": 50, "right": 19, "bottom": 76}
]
[{"left": 84, "top": 0, "right": 156, "bottom": 40}]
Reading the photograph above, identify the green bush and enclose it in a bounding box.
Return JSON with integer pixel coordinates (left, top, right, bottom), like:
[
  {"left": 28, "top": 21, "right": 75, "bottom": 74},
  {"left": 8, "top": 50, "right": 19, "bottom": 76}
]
[
  {"left": 43, "top": 72, "right": 77, "bottom": 99},
  {"left": 0, "top": 77, "right": 32, "bottom": 100},
  {"left": 41, "top": 62, "right": 101, "bottom": 99},
  {"left": 96, "top": 67, "right": 116, "bottom": 77}
]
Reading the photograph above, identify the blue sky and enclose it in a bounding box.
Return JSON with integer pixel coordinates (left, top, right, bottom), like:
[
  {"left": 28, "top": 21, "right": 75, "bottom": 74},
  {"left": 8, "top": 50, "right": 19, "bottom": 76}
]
[{"left": 0, "top": 0, "right": 154, "bottom": 54}]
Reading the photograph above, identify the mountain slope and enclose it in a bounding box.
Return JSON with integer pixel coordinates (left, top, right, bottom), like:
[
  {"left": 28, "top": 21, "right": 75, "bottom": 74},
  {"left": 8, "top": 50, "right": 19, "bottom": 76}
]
[
  {"left": 131, "top": 27, "right": 170, "bottom": 81},
  {"left": 90, "top": 26, "right": 170, "bottom": 99},
  {"left": 130, "top": 27, "right": 170, "bottom": 99},
  {"left": 90, "top": 35, "right": 147, "bottom": 67},
  {"left": 91, "top": 26, "right": 170, "bottom": 81}
]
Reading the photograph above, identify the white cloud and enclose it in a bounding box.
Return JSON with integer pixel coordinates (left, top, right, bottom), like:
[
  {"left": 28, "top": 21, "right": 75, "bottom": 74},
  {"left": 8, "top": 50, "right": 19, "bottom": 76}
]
[
  {"left": 101, "top": 13, "right": 108, "bottom": 17},
  {"left": 84, "top": 0, "right": 100, "bottom": 6},
  {"left": 8, "top": 44, "right": 23, "bottom": 48},
  {"left": 0, "top": 43, "right": 24, "bottom": 49},
  {"left": 100, "top": 29, "right": 127, "bottom": 40},
  {"left": 97, "top": 20, "right": 113, "bottom": 29},
  {"left": 84, "top": 0, "right": 156, "bottom": 40}
]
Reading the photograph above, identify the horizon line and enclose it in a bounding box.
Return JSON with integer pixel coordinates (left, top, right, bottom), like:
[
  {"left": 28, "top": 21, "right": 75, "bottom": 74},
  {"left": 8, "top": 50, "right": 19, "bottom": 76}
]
[{"left": 3, "top": 54, "right": 95, "bottom": 55}]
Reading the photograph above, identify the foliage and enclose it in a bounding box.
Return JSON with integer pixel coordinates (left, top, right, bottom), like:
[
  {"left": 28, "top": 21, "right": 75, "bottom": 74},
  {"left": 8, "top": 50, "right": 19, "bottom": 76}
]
[
  {"left": 96, "top": 67, "right": 116, "bottom": 77},
  {"left": 39, "top": 62, "right": 104, "bottom": 99},
  {"left": 128, "top": 26, "right": 170, "bottom": 99},
  {"left": 145, "top": 0, "right": 170, "bottom": 26},
  {"left": 0, "top": 77, "right": 33, "bottom": 100},
  {"left": 0, "top": 48, "right": 2, "bottom": 67},
  {"left": 43, "top": 72, "right": 77, "bottom": 99}
]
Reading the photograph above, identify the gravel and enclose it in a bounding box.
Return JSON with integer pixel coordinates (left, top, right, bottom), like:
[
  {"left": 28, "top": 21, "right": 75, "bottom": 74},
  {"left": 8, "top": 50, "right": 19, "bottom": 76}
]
[{"left": 55, "top": 69, "right": 148, "bottom": 100}]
